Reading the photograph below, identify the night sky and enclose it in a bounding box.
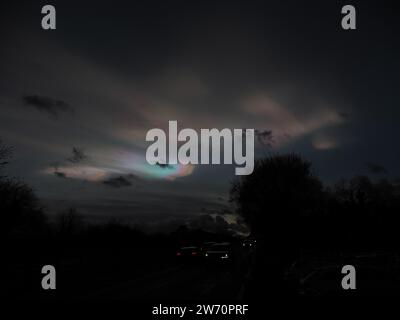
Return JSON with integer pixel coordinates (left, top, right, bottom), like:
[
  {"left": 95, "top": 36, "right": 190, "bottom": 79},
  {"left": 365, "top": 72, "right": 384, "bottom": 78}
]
[{"left": 1, "top": 0, "right": 399, "bottom": 231}]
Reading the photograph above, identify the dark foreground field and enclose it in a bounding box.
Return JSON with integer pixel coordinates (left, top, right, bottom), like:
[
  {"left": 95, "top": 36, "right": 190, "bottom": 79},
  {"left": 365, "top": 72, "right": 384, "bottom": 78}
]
[
  {"left": 3, "top": 232, "right": 255, "bottom": 301},
  {"left": 4, "top": 231, "right": 400, "bottom": 301}
]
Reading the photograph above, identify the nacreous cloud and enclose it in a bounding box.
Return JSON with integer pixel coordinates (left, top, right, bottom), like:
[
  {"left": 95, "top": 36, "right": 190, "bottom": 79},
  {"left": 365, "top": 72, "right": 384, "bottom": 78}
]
[{"left": 242, "top": 93, "right": 345, "bottom": 147}]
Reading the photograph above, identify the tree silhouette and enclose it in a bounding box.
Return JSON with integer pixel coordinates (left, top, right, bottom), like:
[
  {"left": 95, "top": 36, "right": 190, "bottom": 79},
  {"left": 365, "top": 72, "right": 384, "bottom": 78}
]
[
  {"left": 330, "top": 175, "right": 400, "bottom": 249},
  {"left": 0, "top": 140, "right": 47, "bottom": 236},
  {"left": 230, "top": 154, "right": 324, "bottom": 295},
  {"left": 57, "top": 207, "right": 84, "bottom": 236},
  {"left": 0, "top": 140, "right": 13, "bottom": 177},
  {"left": 0, "top": 178, "right": 47, "bottom": 235},
  {"left": 230, "top": 153, "right": 323, "bottom": 239}
]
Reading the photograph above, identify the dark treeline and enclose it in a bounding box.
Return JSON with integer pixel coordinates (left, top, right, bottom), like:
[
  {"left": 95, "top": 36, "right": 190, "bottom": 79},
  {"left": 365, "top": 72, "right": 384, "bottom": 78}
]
[
  {"left": 230, "top": 153, "right": 400, "bottom": 297},
  {"left": 2, "top": 142, "right": 399, "bottom": 261},
  {"left": 231, "top": 154, "right": 400, "bottom": 256}
]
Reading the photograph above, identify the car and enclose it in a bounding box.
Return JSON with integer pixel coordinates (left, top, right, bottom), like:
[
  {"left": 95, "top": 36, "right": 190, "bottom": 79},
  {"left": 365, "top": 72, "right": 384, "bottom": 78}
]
[
  {"left": 176, "top": 246, "right": 200, "bottom": 260},
  {"left": 242, "top": 239, "right": 256, "bottom": 249},
  {"left": 200, "top": 242, "right": 217, "bottom": 253},
  {"left": 204, "top": 242, "right": 232, "bottom": 261}
]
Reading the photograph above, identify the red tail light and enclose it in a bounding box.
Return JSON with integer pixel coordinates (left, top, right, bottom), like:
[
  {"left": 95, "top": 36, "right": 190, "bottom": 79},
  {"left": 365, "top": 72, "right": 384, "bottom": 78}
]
[
  {"left": 191, "top": 252, "right": 197, "bottom": 255},
  {"left": 176, "top": 252, "right": 181, "bottom": 256}
]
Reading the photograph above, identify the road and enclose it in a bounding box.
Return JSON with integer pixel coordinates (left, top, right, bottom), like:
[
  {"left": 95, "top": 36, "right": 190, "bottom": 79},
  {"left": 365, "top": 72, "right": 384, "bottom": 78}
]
[
  {"left": 4, "top": 242, "right": 255, "bottom": 300},
  {"left": 81, "top": 260, "right": 247, "bottom": 300}
]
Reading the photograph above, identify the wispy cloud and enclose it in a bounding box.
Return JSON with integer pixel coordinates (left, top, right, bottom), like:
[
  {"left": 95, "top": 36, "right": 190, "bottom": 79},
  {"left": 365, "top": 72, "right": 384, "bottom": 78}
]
[
  {"left": 22, "top": 94, "right": 74, "bottom": 118},
  {"left": 242, "top": 93, "right": 345, "bottom": 146},
  {"left": 42, "top": 165, "right": 109, "bottom": 182},
  {"left": 255, "top": 129, "right": 274, "bottom": 147},
  {"left": 67, "top": 147, "right": 87, "bottom": 164},
  {"left": 366, "top": 162, "right": 387, "bottom": 174},
  {"left": 54, "top": 171, "right": 67, "bottom": 179},
  {"left": 102, "top": 175, "right": 135, "bottom": 188},
  {"left": 312, "top": 135, "right": 338, "bottom": 150}
]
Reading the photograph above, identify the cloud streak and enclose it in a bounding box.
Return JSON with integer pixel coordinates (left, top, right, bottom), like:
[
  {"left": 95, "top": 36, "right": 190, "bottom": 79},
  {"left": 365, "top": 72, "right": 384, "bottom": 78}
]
[
  {"left": 243, "top": 94, "right": 345, "bottom": 146},
  {"left": 255, "top": 129, "right": 274, "bottom": 147},
  {"left": 67, "top": 147, "right": 87, "bottom": 164},
  {"left": 102, "top": 175, "right": 134, "bottom": 188},
  {"left": 22, "top": 94, "right": 74, "bottom": 118},
  {"left": 366, "top": 163, "right": 387, "bottom": 174}
]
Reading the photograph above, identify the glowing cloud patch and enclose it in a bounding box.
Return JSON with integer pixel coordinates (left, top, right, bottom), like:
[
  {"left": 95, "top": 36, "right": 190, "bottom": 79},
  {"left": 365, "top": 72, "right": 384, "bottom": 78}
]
[
  {"left": 139, "top": 163, "right": 195, "bottom": 180},
  {"left": 41, "top": 153, "right": 195, "bottom": 182},
  {"left": 312, "top": 136, "right": 338, "bottom": 150},
  {"left": 115, "top": 150, "right": 195, "bottom": 180},
  {"left": 42, "top": 165, "right": 110, "bottom": 181}
]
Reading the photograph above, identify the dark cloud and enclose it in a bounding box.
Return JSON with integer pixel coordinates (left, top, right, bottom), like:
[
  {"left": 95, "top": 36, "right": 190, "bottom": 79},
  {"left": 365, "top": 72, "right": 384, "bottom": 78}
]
[
  {"left": 102, "top": 174, "right": 140, "bottom": 188},
  {"left": 102, "top": 176, "right": 132, "bottom": 188},
  {"left": 54, "top": 171, "right": 67, "bottom": 179},
  {"left": 338, "top": 112, "right": 350, "bottom": 119},
  {"left": 51, "top": 163, "right": 67, "bottom": 179},
  {"left": 156, "top": 162, "right": 173, "bottom": 169},
  {"left": 366, "top": 163, "right": 387, "bottom": 174},
  {"left": 255, "top": 129, "right": 274, "bottom": 147},
  {"left": 393, "top": 178, "right": 400, "bottom": 185},
  {"left": 67, "top": 147, "right": 87, "bottom": 164},
  {"left": 22, "top": 95, "right": 73, "bottom": 118},
  {"left": 0, "top": 141, "right": 12, "bottom": 168}
]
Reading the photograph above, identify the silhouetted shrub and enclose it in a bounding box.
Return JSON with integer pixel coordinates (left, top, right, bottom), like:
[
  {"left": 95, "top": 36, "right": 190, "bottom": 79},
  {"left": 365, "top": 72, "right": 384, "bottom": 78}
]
[{"left": 0, "top": 178, "right": 47, "bottom": 236}]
